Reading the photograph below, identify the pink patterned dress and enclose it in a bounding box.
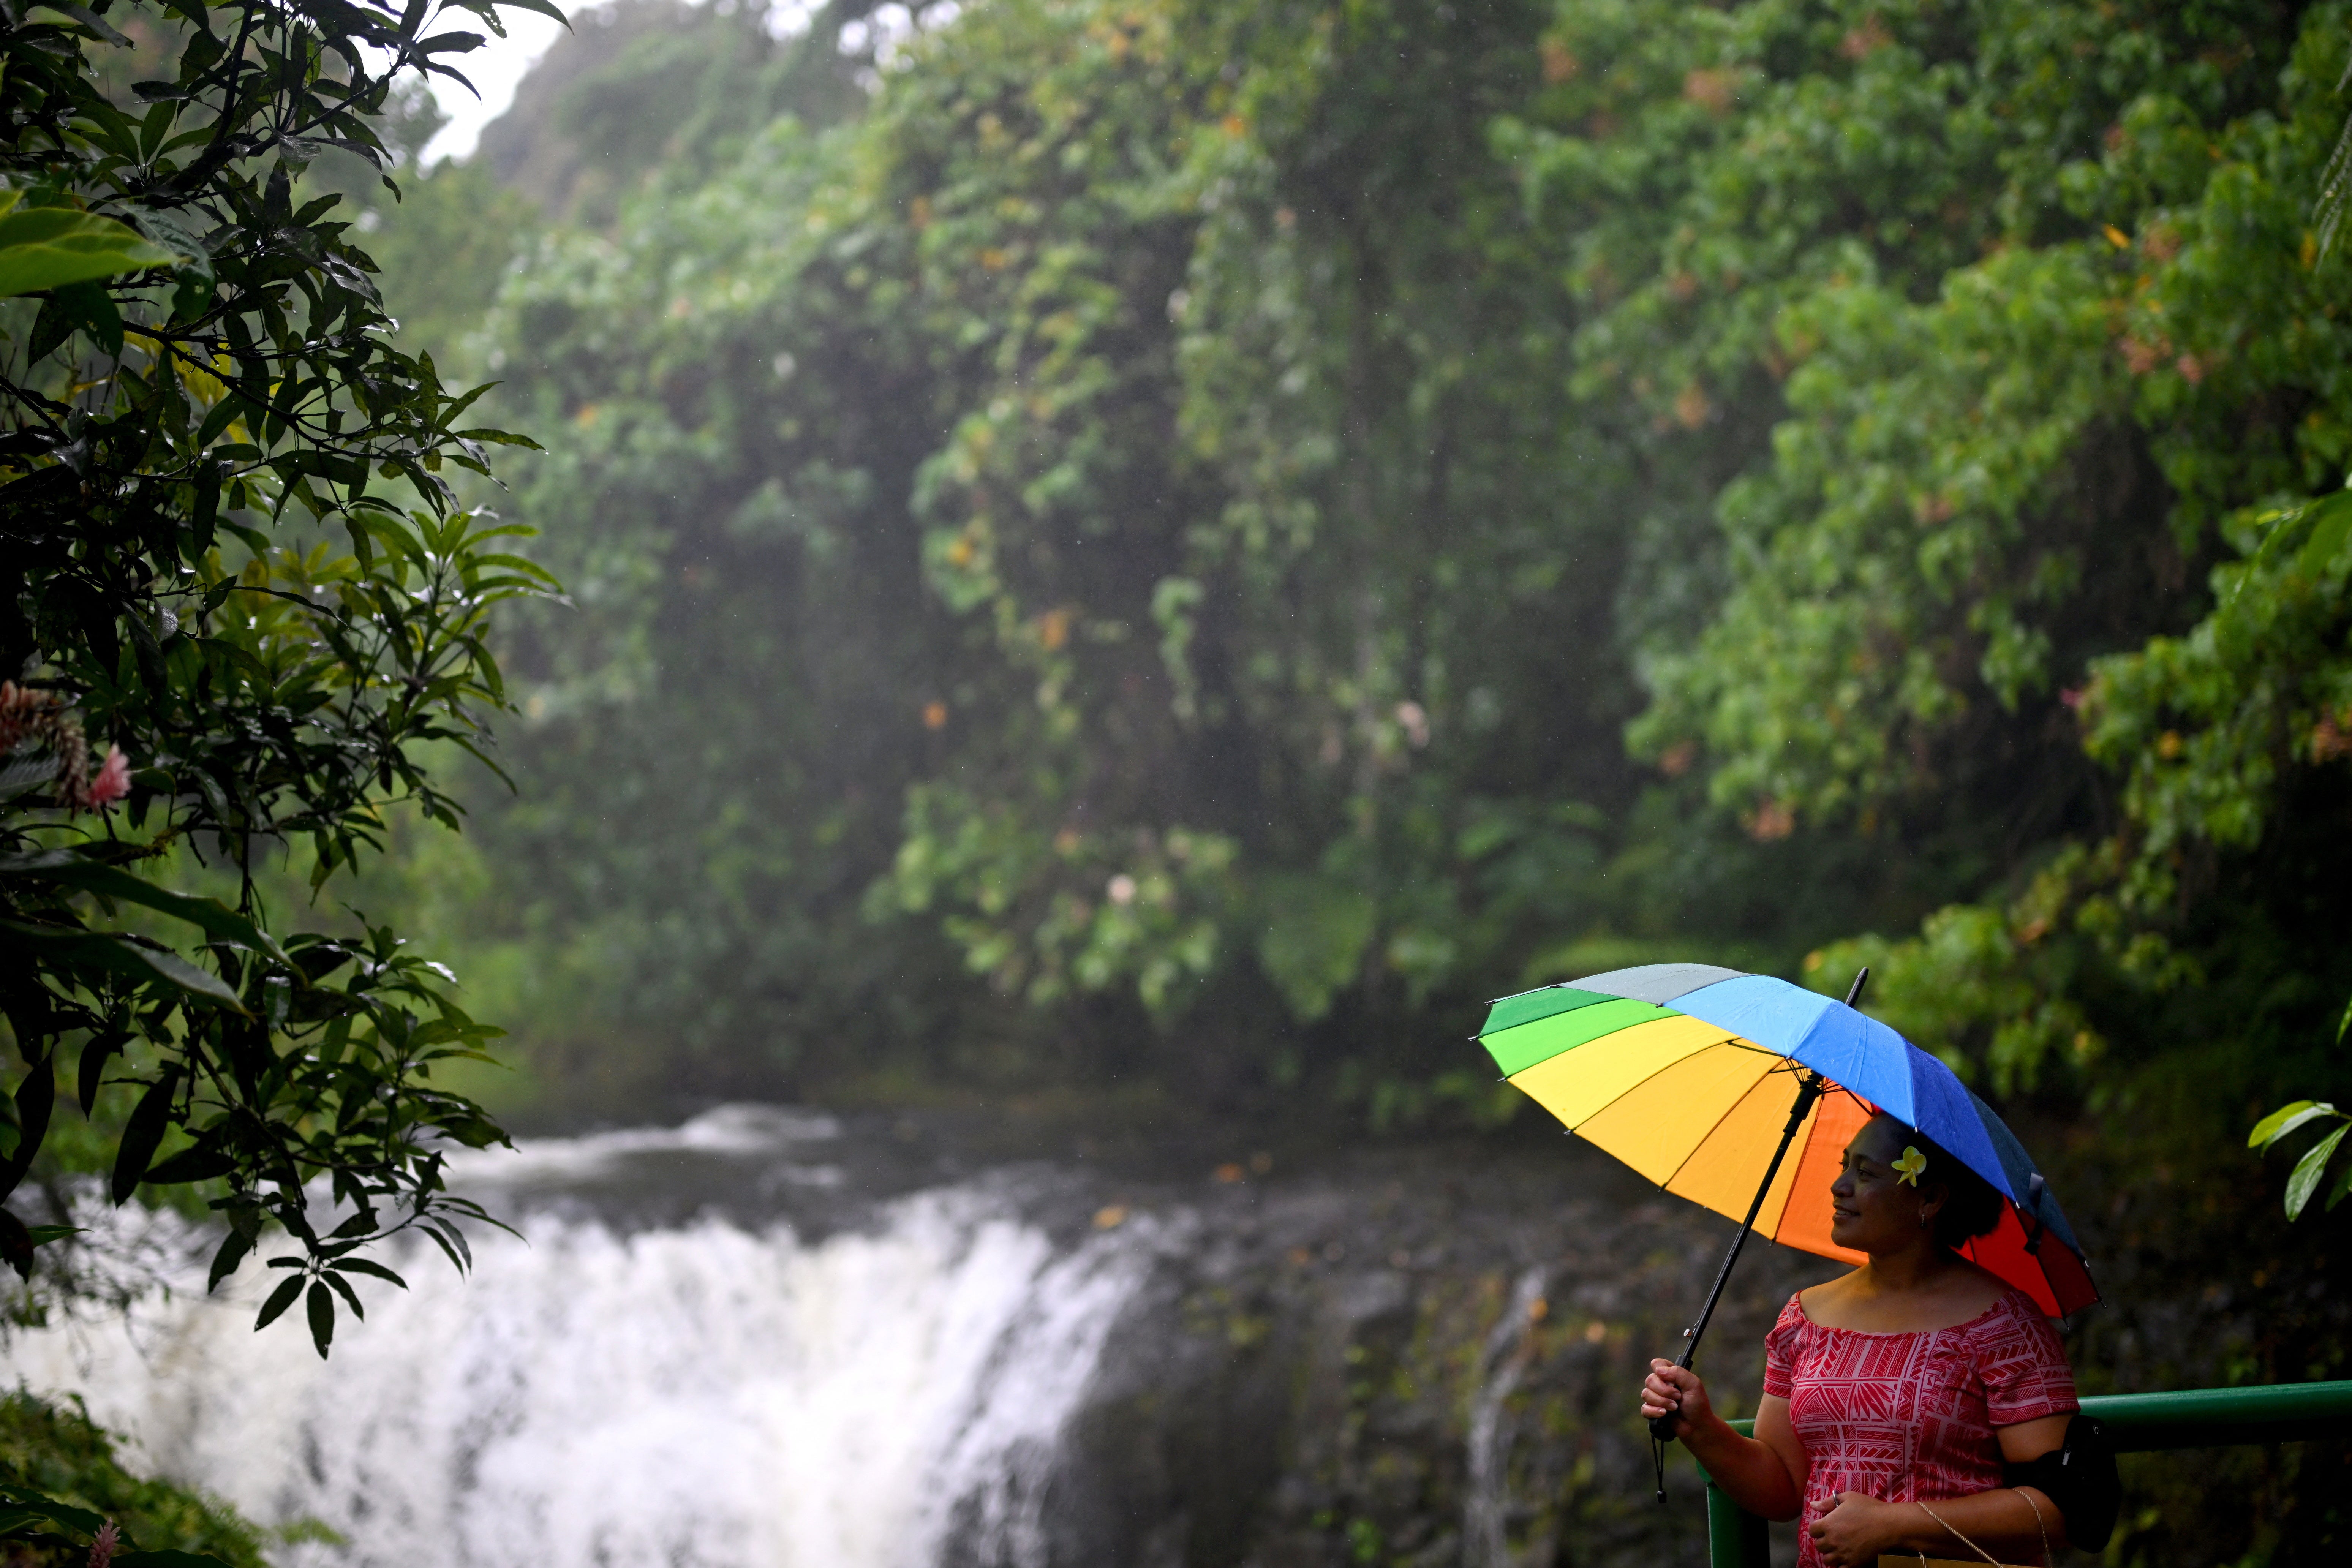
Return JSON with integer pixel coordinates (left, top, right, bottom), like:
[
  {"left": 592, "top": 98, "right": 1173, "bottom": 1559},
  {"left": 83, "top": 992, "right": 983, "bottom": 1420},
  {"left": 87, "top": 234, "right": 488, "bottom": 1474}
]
[{"left": 1762, "top": 1287, "right": 2077, "bottom": 1568}]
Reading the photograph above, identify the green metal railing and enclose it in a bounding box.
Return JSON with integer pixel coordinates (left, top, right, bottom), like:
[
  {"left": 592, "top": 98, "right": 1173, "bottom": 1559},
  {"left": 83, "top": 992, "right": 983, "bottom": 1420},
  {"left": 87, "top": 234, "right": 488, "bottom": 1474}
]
[{"left": 1702, "top": 1380, "right": 2352, "bottom": 1567}]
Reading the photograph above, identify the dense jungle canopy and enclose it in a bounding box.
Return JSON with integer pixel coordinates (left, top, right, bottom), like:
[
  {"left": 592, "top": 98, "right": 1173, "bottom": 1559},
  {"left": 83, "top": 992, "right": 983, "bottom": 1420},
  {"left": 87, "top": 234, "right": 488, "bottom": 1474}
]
[{"left": 359, "top": 0, "right": 2352, "bottom": 1150}]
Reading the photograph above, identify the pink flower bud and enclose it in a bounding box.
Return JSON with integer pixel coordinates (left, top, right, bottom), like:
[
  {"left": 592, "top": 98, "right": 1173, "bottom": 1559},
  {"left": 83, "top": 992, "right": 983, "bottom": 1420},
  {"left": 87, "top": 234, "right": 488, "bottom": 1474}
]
[{"left": 85, "top": 745, "right": 131, "bottom": 808}]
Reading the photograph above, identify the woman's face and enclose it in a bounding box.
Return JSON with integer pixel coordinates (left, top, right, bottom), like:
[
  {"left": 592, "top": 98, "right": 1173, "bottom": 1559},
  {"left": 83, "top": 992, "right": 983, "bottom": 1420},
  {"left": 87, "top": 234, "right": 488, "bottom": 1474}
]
[{"left": 1828, "top": 1114, "right": 1938, "bottom": 1253}]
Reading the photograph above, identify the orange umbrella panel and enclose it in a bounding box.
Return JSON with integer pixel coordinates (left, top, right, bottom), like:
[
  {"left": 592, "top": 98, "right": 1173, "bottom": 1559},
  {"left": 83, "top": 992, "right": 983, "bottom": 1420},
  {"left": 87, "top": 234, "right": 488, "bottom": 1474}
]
[{"left": 1497, "top": 1013, "right": 1872, "bottom": 1266}]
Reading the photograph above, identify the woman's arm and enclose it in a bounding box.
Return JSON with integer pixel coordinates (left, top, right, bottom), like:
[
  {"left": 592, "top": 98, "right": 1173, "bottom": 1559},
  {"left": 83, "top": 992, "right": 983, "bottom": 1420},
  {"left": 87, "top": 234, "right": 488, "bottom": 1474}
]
[
  {"left": 1808, "top": 1415, "right": 2073, "bottom": 1566},
  {"left": 1641, "top": 1361, "right": 1804, "bottom": 1521}
]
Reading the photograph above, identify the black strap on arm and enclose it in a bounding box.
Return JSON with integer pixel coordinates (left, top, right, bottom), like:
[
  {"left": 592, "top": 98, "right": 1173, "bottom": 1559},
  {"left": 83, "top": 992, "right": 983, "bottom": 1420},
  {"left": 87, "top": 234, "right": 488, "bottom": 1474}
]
[{"left": 2000, "top": 1412, "right": 2118, "bottom": 1551}]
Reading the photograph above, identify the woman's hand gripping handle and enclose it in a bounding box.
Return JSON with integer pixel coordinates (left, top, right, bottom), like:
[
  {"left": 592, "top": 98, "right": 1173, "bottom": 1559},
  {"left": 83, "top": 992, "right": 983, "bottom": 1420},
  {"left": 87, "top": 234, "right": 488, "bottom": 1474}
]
[
  {"left": 1643, "top": 1359, "right": 1714, "bottom": 1440},
  {"left": 1639, "top": 1363, "right": 1805, "bottom": 1522}
]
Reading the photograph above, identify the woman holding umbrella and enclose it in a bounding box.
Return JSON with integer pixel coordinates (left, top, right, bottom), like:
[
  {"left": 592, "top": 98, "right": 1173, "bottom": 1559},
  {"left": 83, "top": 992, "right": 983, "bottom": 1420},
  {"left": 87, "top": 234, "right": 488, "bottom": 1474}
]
[
  {"left": 1641, "top": 1113, "right": 2075, "bottom": 1566},
  {"left": 1471, "top": 963, "right": 2117, "bottom": 1566}
]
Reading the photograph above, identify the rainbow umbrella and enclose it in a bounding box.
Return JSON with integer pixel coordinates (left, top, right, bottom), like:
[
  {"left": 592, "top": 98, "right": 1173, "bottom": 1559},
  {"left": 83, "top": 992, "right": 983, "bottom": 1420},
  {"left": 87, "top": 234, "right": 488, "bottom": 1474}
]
[{"left": 1476, "top": 962, "right": 2097, "bottom": 1488}]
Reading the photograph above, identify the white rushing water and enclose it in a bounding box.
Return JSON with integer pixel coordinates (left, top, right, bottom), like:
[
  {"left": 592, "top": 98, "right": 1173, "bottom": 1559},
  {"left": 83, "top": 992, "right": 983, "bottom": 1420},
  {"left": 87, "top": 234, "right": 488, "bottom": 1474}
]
[{"left": 2, "top": 1108, "right": 1167, "bottom": 1568}]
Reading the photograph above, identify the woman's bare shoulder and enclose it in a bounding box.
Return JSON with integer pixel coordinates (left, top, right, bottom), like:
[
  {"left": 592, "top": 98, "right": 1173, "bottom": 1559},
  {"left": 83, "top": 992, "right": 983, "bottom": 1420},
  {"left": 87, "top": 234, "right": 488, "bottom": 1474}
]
[
  {"left": 1795, "top": 1269, "right": 1864, "bottom": 1318},
  {"left": 1950, "top": 1258, "right": 2014, "bottom": 1314}
]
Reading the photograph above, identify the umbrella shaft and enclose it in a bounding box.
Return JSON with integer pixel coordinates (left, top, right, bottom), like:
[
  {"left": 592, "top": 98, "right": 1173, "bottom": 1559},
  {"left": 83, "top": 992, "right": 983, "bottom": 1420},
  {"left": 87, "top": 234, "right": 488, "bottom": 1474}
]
[
  {"left": 1670, "top": 967, "right": 1865, "bottom": 1370},
  {"left": 1675, "top": 1070, "right": 1826, "bottom": 1372},
  {"left": 1649, "top": 969, "right": 1867, "bottom": 1493}
]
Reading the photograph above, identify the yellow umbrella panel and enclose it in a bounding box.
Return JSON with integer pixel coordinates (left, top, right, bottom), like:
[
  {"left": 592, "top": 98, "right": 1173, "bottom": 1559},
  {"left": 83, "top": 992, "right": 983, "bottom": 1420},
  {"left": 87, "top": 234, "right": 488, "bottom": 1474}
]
[{"left": 1486, "top": 1004, "right": 1869, "bottom": 1266}]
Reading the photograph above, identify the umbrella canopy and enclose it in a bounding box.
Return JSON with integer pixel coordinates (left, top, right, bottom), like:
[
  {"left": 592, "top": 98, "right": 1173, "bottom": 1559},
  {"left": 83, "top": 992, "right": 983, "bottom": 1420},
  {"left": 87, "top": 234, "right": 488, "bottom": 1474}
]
[{"left": 1478, "top": 963, "right": 2098, "bottom": 1316}]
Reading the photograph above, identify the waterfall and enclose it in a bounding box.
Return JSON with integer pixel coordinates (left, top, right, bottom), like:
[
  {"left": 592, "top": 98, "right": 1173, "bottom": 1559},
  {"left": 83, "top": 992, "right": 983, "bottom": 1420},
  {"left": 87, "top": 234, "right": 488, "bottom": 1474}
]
[
  {"left": 1, "top": 1108, "right": 1167, "bottom": 1568},
  {"left": 1462, "top": 1265, "right": 1548, "bottom": 1568}
]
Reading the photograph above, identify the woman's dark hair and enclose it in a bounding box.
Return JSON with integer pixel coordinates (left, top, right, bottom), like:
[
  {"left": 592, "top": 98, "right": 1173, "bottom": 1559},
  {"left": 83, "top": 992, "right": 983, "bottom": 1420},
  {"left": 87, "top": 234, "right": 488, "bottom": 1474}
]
[{"left": 1909, "top": 1129, "right": 2006, "bottom": 1252}]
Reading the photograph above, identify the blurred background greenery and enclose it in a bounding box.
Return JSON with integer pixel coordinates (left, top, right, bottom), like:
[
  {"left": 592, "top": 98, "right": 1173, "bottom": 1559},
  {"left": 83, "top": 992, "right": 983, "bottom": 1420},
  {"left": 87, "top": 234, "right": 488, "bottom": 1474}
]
[{"left": 328, "top": 0, "right": 2352, "bottom": 1155}]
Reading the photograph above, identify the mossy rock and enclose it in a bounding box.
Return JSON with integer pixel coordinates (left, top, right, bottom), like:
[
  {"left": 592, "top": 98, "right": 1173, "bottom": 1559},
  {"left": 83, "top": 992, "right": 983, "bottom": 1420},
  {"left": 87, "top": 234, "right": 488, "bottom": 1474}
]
[{"left": 0, "top": 1390, "right": 275, "bottom": 1568}]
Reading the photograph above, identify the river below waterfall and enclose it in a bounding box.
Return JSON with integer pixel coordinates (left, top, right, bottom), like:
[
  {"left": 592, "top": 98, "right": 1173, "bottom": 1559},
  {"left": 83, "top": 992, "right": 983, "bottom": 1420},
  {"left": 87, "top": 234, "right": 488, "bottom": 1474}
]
[{"left": 2, "top": 1105, "right": 1832, "bottom": 1568}]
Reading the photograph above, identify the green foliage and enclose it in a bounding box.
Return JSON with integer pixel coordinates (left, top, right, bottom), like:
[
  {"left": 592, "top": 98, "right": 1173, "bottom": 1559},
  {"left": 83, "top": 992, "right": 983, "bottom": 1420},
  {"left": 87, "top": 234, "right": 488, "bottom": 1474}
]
[
  {"left": 0, "top": 1389, "right": 275, "bottom": 1568},
  {"left": 2250, "top": 1098, "right": 2352, "bottom": 1219},
  {"left": 385, "top": 0, "right": 2352, "bottom": 1159},
  {"left": 1608, "top": 1, "right": 2352, "bottom": 1111},
  {"left": 1607, "top": 0, "right": 2325, "bottom": 833},
  {"left": 300, "top": 82, "right": 542, "bottom": 364},
  {"left": 0, "top": 0, "right": 556, "bottom": 1350},
  {"left": 1803, "top": 871, "right": 2109, "bottom": 1097},
  {"left": 273, "top": 0, "right": 2352, "bottom": 1549},
  {"left": 2083, "top": 489, "right": 2352, "bottom": 892},
  {"left": 0, "top": 190, "right": 175, "bottom": 299},
  {"left": 477, "top": 0, "right": 871, "bottom": 226},
  {"left": 452, "top": 0, "right": 1720, "bottom": 1109}
]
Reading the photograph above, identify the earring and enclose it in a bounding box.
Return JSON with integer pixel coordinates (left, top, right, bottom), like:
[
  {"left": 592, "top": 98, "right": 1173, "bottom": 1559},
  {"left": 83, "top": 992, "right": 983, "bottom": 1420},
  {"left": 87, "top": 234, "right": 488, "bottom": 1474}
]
[{"left": 1917, "top": 1211, "right": 1931, "bottom": 1229}]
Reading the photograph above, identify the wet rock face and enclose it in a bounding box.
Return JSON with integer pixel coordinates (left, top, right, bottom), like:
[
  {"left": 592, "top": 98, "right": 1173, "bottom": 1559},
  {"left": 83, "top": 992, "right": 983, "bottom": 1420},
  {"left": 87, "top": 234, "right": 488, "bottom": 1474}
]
[{"left": 1016, "top": 1139, "right": 1833, "bottom": 1568}]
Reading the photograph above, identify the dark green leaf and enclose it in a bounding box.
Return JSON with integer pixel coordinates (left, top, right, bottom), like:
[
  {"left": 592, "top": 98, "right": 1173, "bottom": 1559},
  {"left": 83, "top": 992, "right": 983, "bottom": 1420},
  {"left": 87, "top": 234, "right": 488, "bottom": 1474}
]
[
  {"left": 417, "top": 1223, "right": 466, "bottom": 1275},
  {"left": 0, "top": 853, "right": 292, "bottom": 966},
  {"left": 41, "top": 1, "right": 131, "bottom": 45},
  {"left": 3, "top": 924, "right": 249, "bottom": 1012},
  {"left": 45, "top": 280, "right": 123, "bottom": 356},
  {"left": 141, "top": 1140, "right": 235, "bottom": 1185},
  {"left": 483, "top": 0, "right": 570, "bottom": 25},
  {"left": 330, "top": 1256, "right": 408, "bottom": 1289},
  {"left": 320, "top": 1268, "right": 364, "bottom": 1321},
  {"left": 2297, "top": 490, "right": 2352, "bottom": 577},
  {"left": 0, "top": 1485, "right": 106, "bottom": 1536},
  {"left": 77, "top": 1027, "right": 125, "bottom": 1116},
  {"left": 253, "top": 1273, "right": 304, "bottom": 1332},
  {"left": 0, "top": 1063, "right": 55, "bottom": 1204},
  {"left": 206, "top": 1228, "right": 253, "bottom": 1294},
  {"left": 111, "top": 1067, "right": 181, "bottom": 1205},
  {"left": 305, "top": 1280, "right": 334, "bottom": 1358},
  {"left": 0, "top": 1209, "right": 34, "bottom": 1281},
  {"left": 27, "top": 293, "right": 77, "bottom": 361}
]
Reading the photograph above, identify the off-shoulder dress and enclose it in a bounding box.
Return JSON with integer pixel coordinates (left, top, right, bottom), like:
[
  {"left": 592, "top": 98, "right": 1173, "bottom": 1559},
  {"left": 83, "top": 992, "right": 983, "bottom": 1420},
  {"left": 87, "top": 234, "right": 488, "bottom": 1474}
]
[{"left": 1761, "top": 1285, "right": 2078, "bottom": 1568}]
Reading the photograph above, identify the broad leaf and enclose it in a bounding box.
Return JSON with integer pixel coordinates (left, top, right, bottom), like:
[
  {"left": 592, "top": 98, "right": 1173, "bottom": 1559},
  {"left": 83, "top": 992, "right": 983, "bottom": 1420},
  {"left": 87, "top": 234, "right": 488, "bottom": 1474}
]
[
  {"left": 206, "top": 1228, "right": 253, "bottom": 1294},
  {"left": 2248, "top": 1100, "right": 2332, "bottom": 1149},
  {"left": 0, "top": 851, "right": 293, "bottom": 966},
  {"left": 2286, "top": 1125, "right": 2349, "bottom": 1220},
  {"left": 252, "top": 1273, "right": 304, "bottom": 1331},
  {"left": 111, "top": 1067, "right": 180, "bottom": 1204},
  {"left": 2, "top": 923, "right": 248, "bottom": 1012},
  {"left": 0, "top": 193, "right": 179, "bottom": 298},
  {"left": 305, "top": 1280, "right": 334, "bottom": 1358},
  {"left": 0, "top": 1485, "right": 106, "bottom": 1537}
]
